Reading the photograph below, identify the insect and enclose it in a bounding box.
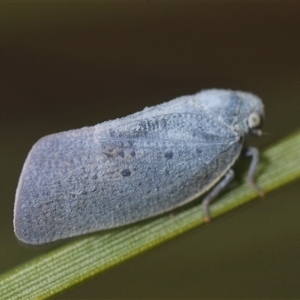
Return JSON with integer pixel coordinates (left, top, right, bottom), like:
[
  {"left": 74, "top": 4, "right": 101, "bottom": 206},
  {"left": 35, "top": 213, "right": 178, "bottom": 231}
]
[{"left": 14, "top": 89, "right": 265, "bottom": 245}]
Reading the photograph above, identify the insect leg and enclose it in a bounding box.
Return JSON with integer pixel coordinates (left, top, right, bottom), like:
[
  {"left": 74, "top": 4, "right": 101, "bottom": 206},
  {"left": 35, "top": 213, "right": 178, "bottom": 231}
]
[
  {"left": 243, "top": 146, "right": 265, "bottom": 197},
  {"left": 202, "top": 169, "right": 235, "bottom": 222}
]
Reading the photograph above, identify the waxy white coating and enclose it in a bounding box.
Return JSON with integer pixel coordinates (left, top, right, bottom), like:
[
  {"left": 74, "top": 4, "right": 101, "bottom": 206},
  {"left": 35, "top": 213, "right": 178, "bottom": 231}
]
[{"left": 14, "top": 89, "right": 264, "bottom": 245}]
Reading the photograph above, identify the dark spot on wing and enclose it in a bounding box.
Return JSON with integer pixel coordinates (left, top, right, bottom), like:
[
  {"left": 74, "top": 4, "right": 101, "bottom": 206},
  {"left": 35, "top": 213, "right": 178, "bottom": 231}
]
[
  {"left": 121, "top": 169, "right": 131, "bottom": 177},
  {"left": 103, "top": 151, "right": 114, "bottom": 158},
  {"left": 103, "top": 147, "right": 126, "bottom": 159},
  {"left": 196, "top": 148, "right": 202, "bottom": 154},
  {"left": 127, "top": 140, "right": 134, "bottom": 147},
  {"left": 164, "top": 151, "right": 174, "bottom": 159},
  {"left": 118, "top": 151, "right": 125, "bottom": 158}
]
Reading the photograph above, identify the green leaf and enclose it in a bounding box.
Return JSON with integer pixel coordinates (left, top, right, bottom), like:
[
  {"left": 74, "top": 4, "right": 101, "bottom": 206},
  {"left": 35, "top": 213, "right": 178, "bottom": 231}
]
[{"left": 1, "top": 131, "right": 300, "bottom": 300}]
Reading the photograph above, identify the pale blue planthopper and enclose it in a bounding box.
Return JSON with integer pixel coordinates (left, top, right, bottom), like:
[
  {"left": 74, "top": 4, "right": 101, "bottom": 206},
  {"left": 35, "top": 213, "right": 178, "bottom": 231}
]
[{"left": 14, "top": 89, "right": 265, "bottom": 245}]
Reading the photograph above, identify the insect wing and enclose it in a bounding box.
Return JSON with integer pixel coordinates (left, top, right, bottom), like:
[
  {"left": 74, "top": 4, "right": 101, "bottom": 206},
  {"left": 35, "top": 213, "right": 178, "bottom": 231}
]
[{"left": 14, "top": 110, "right": 241, "bottom": 245}]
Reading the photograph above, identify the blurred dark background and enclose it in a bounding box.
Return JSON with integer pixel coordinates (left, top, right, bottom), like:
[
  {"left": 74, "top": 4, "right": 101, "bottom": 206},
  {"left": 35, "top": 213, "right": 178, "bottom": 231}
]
[{"left": 1, "top": 2, "right": 300, "bottom": 299}]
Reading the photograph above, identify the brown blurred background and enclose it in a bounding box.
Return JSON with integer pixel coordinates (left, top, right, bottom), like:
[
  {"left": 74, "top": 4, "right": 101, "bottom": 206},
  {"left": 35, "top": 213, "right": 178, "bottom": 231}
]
[{"left": 1, "top": 2, "right": 300, "bottom": 299}]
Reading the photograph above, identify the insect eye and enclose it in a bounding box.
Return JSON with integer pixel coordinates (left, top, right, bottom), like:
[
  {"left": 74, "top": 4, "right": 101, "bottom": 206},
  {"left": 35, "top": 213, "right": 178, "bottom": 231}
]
[{"left": 248, "top": 112, "right": 262, "bottom": 129}]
